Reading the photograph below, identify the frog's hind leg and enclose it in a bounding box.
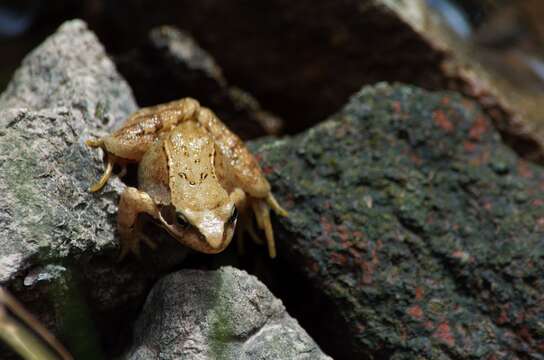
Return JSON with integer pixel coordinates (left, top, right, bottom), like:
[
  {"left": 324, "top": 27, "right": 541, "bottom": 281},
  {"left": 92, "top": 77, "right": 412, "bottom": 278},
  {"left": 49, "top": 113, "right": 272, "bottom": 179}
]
[{"left": 117, "top": 187, "right": 161, "bottom": 260}]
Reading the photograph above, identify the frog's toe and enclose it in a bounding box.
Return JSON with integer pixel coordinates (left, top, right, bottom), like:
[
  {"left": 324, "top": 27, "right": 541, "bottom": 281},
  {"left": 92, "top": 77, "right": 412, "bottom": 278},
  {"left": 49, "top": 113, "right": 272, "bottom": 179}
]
[
  {"left": 85, "top": 138, "right": 104, "bottom": 148},
  {"left": 89, "top": 156, "right": 114, "bottom": 192},
  {"left": 251, "top": 198, "right": 276, "bottom": 258},
  {"left": 118, "top": 240, "right": 140, "bottom": 262},
  {"left": 140, "top": 234, "right": 158, "bottom": 250},
  {"left": 117, "top": 229, "right": 144, "bottom": 261},
  {"left": 267, "top": 193, "right": 288, "bottom": 217}
]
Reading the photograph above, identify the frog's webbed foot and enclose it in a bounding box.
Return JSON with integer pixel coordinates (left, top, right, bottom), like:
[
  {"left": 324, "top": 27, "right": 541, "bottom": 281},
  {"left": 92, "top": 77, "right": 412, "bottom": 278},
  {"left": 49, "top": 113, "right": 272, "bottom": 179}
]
[
  {"left": 85, "top": 138, "right": 104, "bottom": 148},
  {"left": 252, "top": 199, "right": 275, "bottom": 258},
  {"left": 117, "top": 187, "right": 161, "bottom": 261},
  {"left": 118, "top": 223, "right": 158, "bottom": 261}
]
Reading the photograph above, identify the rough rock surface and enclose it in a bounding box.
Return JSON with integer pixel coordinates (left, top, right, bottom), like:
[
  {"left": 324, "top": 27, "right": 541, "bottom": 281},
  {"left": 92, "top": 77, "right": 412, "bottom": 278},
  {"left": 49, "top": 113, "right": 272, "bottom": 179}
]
[
  {"left": 0, "top": 20, "right": 135, "bottom": 125},
  {"left": 125, "top": 267, "right": 332, "bottom": 360},
  {"left": 0, "top": 19, "right": 133, "bottom": 284},
  {"left": 116, "top": 25, "right": 282, "bottom": 139},
  {"left": 254, "top": 83, "right": 544, "bottom": 359},
  {"left": 0, "top": 20, "right": 186, "bottom": 358}
]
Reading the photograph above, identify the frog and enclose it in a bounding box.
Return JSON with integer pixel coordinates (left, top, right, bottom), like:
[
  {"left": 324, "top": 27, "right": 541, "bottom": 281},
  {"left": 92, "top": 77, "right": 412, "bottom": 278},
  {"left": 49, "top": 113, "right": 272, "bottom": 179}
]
[{"left": 86, "top": 98, "right": 287, "bottom": 259}]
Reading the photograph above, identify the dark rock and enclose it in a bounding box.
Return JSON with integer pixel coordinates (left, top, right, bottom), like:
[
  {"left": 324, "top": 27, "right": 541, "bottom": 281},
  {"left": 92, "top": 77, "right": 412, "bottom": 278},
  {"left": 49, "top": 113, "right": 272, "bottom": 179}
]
[
  {"left": 254, "top": 83, "right": 544, "bottom": 359},
  {"left": 125, "top": 267, "right": 332, "bottom": 360},
  {"left": 5, "top": 1, "right": 544, "bottom": 159},
  {"left": 101, "top": 0, "right": 544, "bottom": 159},
  {"left": 115, "top": 25, "right": 282, "bottom": 139}
]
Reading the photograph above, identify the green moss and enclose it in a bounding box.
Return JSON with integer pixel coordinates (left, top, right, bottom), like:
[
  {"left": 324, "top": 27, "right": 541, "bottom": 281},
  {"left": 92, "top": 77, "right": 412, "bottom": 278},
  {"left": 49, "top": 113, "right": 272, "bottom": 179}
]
[{"left": 207, "top": 271, "right": 231, "bottom": 360}]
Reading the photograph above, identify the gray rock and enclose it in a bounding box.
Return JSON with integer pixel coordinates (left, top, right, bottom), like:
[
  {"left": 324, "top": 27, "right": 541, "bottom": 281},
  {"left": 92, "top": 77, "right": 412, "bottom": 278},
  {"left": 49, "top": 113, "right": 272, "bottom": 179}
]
[
  {"left": 0, "top": 20, "right": 136, "bottom": 130},
  {"left": 125, "top": 267, "right": 332, "bottom": 360},
  {"left": 0, "top": 19, "right": 186, "bottom": 359},
  {"left": 0, "top": 19, "right": 132, "bottom": 283}
]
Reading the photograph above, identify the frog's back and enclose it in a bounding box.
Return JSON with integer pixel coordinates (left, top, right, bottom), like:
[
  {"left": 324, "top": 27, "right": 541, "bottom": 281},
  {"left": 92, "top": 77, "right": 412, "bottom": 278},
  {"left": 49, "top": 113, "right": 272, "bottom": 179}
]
[{"left": 165, "top": 122, "right": 229, "bottom": 211}]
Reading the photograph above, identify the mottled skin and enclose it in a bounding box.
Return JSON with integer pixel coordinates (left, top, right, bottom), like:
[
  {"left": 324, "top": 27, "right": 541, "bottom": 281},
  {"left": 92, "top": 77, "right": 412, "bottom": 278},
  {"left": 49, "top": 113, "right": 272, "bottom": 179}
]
[{"left": 87, "top": 98, "right": 287, "bottom": 258}]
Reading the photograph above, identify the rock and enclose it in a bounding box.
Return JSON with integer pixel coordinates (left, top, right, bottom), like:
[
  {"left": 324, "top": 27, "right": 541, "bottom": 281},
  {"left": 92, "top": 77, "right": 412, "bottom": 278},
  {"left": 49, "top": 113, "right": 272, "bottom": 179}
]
[
  {"left": 0, "top": 19, "right": 135, "bottom": 128},
  {"left": 125, "top": 267, "right": 332, "bottom": 360},
  {"left": 0, "top": 18, "right": 131, "bottom": 285},
  {"left": 115, "top": 25, "right": 282, "bottom": 139},
  {"left": 6, "top": 1, "right": 544, "bottom": 158},
  {"left": 0, "top": 20, "right": 187, "bottom": 359},
  {"left": 253, "top": 83, "right": 544, "bottom": 359},
  {"left": 390, "top": 0, "right": 544, "bottom": 163}
]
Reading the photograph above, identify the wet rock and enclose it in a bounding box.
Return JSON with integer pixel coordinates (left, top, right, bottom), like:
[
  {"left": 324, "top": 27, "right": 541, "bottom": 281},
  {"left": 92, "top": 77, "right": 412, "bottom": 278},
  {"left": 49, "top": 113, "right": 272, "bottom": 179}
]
[
  {"left": 0, "top": 20, "right": 187, "bottom": 358},
  {"left": 254, "top": 83, "right": 544, "bottom": 359},
  {"left": 125, "top": 267, "right": 332, "bottom": 360},
  {"left": 116, "top": 25, "right": 282, "bottom": 139}
]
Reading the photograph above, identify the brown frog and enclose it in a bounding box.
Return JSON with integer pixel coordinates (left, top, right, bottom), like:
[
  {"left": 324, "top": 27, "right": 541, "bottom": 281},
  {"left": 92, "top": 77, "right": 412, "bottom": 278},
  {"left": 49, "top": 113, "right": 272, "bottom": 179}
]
[{"left": 87, "top": 98, "right": 287, "bottom": 258}]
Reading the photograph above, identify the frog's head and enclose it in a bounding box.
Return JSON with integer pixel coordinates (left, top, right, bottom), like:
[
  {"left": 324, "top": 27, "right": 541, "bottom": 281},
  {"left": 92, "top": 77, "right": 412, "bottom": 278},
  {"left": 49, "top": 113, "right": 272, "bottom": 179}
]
[
  {"left": 174, "top": 201, "right": 238, "bottom": 253},
  {"left": 158, "top": 176, "right": 239, "bottom": 254},
  {"left": 158, "top": 123, "right": 238, "bottom": 253}
]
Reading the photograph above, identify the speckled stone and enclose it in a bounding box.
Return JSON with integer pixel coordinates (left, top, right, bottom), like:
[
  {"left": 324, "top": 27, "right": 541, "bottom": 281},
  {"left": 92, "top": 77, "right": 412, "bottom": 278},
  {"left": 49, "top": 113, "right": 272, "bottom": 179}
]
[
  {"left": 253, "top": 83, "right": 544, "bottom": 359},
  {"left": 0, "top": 20, "right": 186, "bottom": 359},
  {"left": 125, "top": 267, "right": 332, "bottom": 360},
  {"left": 0, "top": 19, "right": 133, "bottom": 284}
]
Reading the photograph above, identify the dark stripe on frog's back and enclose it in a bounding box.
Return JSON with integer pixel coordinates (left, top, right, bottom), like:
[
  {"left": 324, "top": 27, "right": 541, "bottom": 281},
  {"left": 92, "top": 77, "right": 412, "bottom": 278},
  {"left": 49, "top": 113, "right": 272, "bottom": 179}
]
[{"left": 138, "top": 137, "right": 171, "bottom": 205}]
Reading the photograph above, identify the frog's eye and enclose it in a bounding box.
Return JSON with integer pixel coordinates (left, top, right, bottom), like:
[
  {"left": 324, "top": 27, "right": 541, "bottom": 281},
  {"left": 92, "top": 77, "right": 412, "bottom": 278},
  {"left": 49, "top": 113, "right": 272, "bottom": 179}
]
[
  {"left": 228, "top": 206, "right": 238, "bottom": 224},
  {"left": 176, "top": 212, "right": 189, "bottom": 227}
]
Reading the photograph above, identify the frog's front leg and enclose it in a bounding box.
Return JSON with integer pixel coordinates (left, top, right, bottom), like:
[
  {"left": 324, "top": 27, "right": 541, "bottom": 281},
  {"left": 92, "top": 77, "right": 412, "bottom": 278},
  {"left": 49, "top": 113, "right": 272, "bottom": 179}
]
[{"left": 117, "top": 187, "right": 161, "bottom": 259}]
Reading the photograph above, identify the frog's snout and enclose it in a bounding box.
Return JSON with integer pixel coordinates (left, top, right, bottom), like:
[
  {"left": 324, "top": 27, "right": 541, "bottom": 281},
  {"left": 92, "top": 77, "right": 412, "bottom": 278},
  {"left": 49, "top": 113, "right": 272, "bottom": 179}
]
[{"left": 197, "top": 223, "right": 231, "bottom": 250}]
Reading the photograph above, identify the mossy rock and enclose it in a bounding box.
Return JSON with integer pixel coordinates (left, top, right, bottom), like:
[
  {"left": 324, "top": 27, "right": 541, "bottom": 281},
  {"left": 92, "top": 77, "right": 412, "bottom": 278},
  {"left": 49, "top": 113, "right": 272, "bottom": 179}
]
[{"left": 254, "top": 83, "right": 544, "bottom": 359}]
